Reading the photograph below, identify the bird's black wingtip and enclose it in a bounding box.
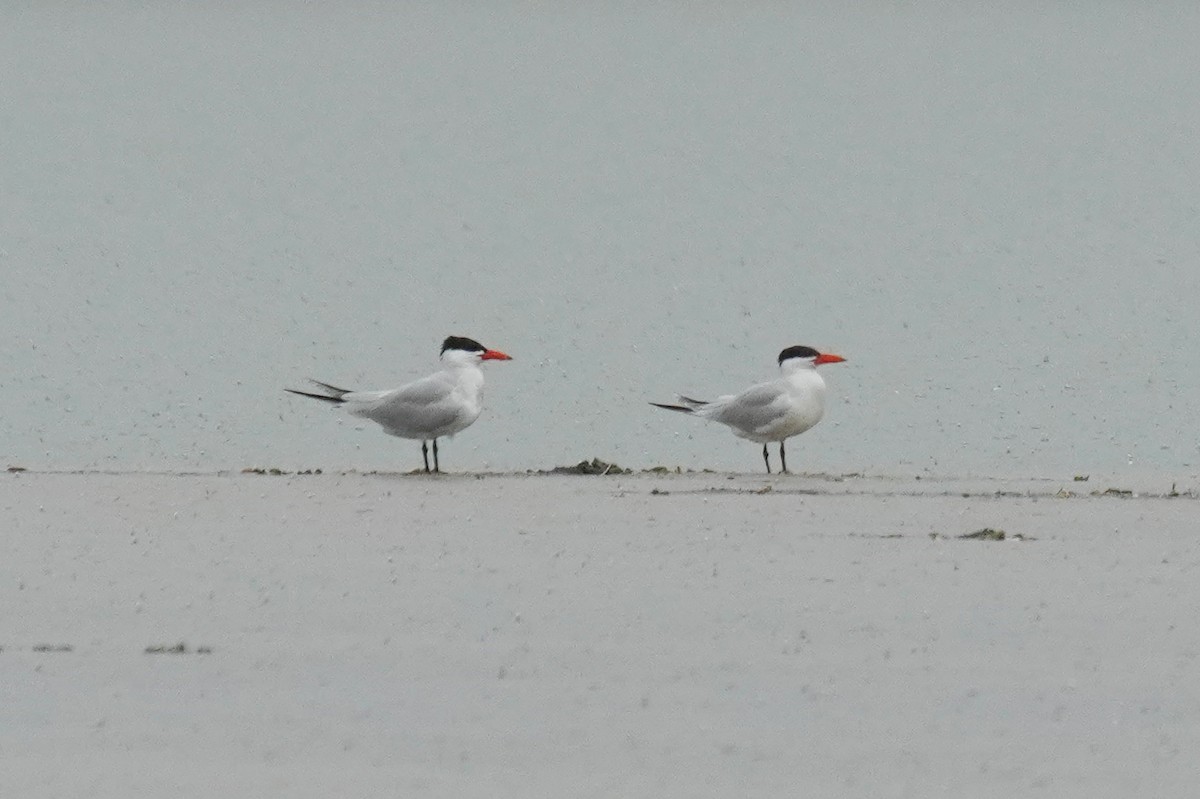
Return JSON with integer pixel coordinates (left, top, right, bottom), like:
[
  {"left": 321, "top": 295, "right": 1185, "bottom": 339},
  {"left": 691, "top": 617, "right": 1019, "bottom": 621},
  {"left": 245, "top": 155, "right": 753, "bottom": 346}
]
[
  {"left": 307, "top": 379, "right": 352, "bottom": 396},
  {"left": 650, "top": 402, "right": 694, "bottom": 414},
  {"left": 284, "top": 387, "right": 344, "bottom": 404}
]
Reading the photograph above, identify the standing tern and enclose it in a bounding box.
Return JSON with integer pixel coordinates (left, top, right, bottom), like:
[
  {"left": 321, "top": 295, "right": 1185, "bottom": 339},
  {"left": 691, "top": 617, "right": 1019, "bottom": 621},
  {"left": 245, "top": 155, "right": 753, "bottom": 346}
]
[
  {"left": 651, "top": 345, "right": 846, "bottom": 474},
  {"left": 286, "top": 336, "right": 512, "bottom": 473}
]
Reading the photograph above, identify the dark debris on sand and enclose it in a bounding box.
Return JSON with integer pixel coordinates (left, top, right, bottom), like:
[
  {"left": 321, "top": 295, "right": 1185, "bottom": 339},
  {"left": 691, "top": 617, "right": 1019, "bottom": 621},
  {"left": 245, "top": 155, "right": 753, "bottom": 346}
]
[
  {"left": 145, "top": 642, "right": 213, "bottom": 655},
  {"left": 955, "top": 527, "right": 1033, "bottom": 541},
  {"left": 544, "top": 458, "right": 632, "bottom": 476}
]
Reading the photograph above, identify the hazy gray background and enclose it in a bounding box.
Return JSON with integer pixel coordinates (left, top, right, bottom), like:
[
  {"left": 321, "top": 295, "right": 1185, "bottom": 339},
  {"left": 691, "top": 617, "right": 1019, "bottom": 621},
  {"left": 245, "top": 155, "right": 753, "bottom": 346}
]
[{"left": 3, "top": 3, "right": 1199, "bottom": 477}]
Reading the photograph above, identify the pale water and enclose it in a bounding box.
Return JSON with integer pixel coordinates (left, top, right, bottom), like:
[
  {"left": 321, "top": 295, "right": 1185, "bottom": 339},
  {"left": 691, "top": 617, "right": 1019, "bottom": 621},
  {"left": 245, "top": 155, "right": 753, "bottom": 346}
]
[{"left": 3, "top": 4, "right": 1199, "bottom": 478}]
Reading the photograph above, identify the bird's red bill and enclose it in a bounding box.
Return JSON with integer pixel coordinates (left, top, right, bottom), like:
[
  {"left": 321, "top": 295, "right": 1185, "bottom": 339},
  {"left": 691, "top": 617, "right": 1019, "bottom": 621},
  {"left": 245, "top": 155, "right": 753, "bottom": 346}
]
[
  {"left": 814, "top": 352, "right": 846, "bottom": 365},
  {"left": 482, "top": 349, "right": 513, "bottom": 361}
]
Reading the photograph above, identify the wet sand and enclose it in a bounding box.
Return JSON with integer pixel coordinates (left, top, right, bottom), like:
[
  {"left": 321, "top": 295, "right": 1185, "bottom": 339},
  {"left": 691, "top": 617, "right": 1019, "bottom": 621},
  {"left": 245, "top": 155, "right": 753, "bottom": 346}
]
[{"left": 3, "top": 470, "right": 1198, "bottom": 797}]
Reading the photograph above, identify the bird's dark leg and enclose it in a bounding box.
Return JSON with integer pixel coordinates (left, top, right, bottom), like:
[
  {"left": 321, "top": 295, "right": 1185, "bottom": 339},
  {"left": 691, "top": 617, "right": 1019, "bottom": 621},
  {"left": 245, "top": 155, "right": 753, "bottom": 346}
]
[
  {"left": 421, "top": 441, "right": 430, "bottom": 473},
  {"left": 432, "top": 438, "right": 440, "bottom": 473},
  {"left": 780, "top": 440, "right": 788, "bottom": 474},
  {"left": 762, "top": 443, "right": 771, "bottom": 474}
]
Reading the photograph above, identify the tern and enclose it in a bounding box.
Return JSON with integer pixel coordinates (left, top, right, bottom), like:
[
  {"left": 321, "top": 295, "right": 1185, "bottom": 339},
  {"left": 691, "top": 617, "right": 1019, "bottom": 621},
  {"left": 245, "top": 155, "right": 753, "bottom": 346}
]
[
  {"left": 651, "top": 345, "right": 846, "bottom": 474},
  {"left": 286, "top": 336, "right": 512, "bottom": 473}
]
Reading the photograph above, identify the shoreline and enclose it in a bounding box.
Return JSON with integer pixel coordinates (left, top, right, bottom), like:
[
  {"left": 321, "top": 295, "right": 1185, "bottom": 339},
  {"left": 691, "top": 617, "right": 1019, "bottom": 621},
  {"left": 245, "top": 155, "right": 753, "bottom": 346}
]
[{"left": 6, "top": 465, "right": 1198, "bottom": 500}]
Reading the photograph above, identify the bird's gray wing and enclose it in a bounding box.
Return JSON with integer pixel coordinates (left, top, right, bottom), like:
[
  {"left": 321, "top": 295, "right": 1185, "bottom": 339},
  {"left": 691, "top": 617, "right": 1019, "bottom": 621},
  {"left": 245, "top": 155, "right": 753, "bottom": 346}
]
[
  {"left": 707, "top": 382, "right": 786, "bottom": 435},
  {"left": 344, "top": 373, "right": 463, "bottom": 435}
]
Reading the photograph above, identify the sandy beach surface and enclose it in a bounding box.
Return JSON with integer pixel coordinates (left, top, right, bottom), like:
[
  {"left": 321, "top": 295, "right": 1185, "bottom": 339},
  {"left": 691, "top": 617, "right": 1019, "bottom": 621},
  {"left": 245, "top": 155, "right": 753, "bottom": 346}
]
[{"left": 2, "top": 469, "right": 1198, "bottom": 797}]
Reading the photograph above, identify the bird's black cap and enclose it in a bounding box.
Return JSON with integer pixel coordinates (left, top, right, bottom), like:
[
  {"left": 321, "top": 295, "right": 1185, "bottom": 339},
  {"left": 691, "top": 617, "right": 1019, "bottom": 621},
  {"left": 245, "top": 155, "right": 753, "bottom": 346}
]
[
  {"left": 442, "top": 336, "right": 487, "bottom": 354},
  {"left": 778, "top": 345, "right": 820, "bottom": 364}
]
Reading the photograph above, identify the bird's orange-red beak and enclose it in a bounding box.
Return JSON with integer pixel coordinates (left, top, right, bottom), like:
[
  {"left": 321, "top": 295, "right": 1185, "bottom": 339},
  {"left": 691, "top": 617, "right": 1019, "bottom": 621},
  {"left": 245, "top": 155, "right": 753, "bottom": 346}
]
[
  {"left": 814, "top": 352, "right": 846, "bottom": 365},
  {"left": 482, "top": 349, "right": 513, "bottom": 361}
]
